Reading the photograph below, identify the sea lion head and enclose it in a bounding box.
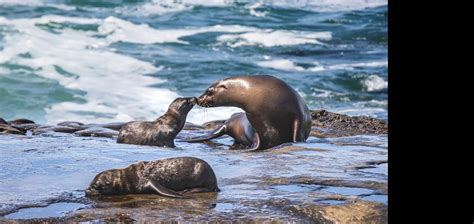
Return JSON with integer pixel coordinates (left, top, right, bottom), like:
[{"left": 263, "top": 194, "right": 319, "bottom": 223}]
[
  {"left": 168, "top": 97, "right": 197, "bottom": 115},
  {"left": 197, "top": 77, "right": 250, "bottom": 108},
  {"left": 85, "top": 169, "right": 125, "bottom": 196}
]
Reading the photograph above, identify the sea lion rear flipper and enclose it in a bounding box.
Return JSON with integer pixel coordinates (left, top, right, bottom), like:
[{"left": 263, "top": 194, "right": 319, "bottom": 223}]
[
  {"left": 145, "top": 181, "right": 190, "bottom": 199},
  {"left": 246, "top": 133, "right": 261, "bottom": 151},
  {"left": 185, "top": 125, "right": 227, "bottom": 143}
]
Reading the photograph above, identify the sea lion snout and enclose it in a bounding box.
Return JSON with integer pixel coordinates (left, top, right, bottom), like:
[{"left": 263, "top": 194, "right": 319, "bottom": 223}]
[{"left": 197, "top": 89, "right": 215, "bottom": 107}]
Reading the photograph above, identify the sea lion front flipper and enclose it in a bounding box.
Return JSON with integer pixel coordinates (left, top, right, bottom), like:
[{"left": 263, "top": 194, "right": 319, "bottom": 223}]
[
  {"left": 292, "top": 119, "right": 300, "bottom": 142},
  {"left": 185, "top": 125, "right": 227, "bottom": 143},
  {"left": 145, "top": 181, "right": 189, "bottom": 199}
]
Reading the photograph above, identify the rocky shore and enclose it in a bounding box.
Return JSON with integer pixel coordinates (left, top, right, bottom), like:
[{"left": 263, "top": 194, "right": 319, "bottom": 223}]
[
  {"left": 0, "top": 110, "right": 388, "bottom": 223},
  {"left": 1, "top": 110, "right": 388, "bottom": 139}
]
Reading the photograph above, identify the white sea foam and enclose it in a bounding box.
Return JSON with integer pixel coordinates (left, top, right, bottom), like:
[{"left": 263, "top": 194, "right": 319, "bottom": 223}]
[
  {"left": 256, "top": 59, "right": 325, "bottom": 72},
  {"left": 310, "top": 87, "right": 338, "bottom": 98},
  {"left": 362, "top": 75, "right": 387, "bottom": 92},
  {"left": 333, "top": 107, "right": 387, "bottom": 118},
  {"left": 113, "top": 0, "right": 232, "bottom": 17},
  {"left": 0, "top": 16, "right": 240, "bottom": 124},
  {"left": 0, "top": 0, "right": 76, "bottom": 10},
  {"left": 0, "top": 0, "right": 43, "bottom": 5},
  {"left": 98, "top": 16, "right": 259, "bottom": 45},
  {"left": 95, "top": 16, "right": 331, "bottom": 48},
  {"left": 121, "top": 0, "right": 387, "bottom": 15},
  {"left": 328, "top": 61, "right": 388, "bottom": 70},
  {"left": 218, "top": 30, "right": 331, "bottom": 47},
  {"left": 1, "top": 0, "right": 387, "bottom": 15},
  {"left": 256, "top": 59, "right": 387, "bottom": 72},
  {"left": 247, "top": 3, "right": 267, "bottom": 17},
  {"left": 270, "top": 0, "right": 387, "bottom": 12},
  {"left": 115, "top": 0, "right": 192, "bottom": 16},
  {"left": 257, "top": 59, "right": 305, "bottom": 72}
]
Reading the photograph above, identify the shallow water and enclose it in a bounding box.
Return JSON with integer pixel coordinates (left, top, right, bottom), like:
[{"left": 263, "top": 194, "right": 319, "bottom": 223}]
[
  {"left": 0, "top": 131, "right": 387, "bottom": 221},
  {"left": 4, "top": 202, "right": 87, "bottom": 219}
]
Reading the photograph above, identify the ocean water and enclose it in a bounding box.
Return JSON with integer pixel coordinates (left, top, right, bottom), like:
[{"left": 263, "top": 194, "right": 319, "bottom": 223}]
[{"left": 0, "top": 0, "right": 387, "bottom": 125}]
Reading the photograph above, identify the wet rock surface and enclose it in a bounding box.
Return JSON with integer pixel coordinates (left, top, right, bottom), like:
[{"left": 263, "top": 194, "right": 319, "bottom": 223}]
[
  {"left": 0, "top": 112, "right": 388, "bottom": 223},
  {"left": 310, "top": 110, "right": 388, "bottom": 137},
  {"left": 286, "top": 200, "right": 387, "bottom": 223}
]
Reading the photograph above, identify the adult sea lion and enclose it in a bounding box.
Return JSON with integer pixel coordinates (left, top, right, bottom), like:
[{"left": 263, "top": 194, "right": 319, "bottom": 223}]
[
  {"left": 85, "top": 157, "right": 219, "bottom": 198},
  {"left": 117, "top": 97, "right": 196, "bottom": 147},
  {"left": 186, "top": 112, "right": 257, "bottom": 149},
  {"left": 196, "top": 75, "right": 311, "bottom": 150}
]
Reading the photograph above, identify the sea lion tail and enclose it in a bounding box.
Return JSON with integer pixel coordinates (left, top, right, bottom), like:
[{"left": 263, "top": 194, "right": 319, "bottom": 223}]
[{"left": 185, "top": 125, "right": 227, "bottom": 143}]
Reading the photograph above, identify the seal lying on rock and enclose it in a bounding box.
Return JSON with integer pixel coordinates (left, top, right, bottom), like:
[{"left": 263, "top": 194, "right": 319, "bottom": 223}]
[
  {"left": 117, "top": 97, "right": 196, "bottom": 147},
  {"left": 0, "top": 124, "right": 26, "bottom": 135},
  {"left": 186, "top": 112, "right": 257, "bottom": 149},
  {"left": 197, "top": 75, "right": 311, "bottom": 150},
  {"left": 0, "top": 118, "right": 32, "bottom": 135},
  {"left": 85, "top": 157, "right": 219, "bottom": 198}
]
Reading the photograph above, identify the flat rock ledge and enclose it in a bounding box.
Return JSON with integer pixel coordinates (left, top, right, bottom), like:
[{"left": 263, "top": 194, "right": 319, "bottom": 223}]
[{"left": 310, "top": 110, "right": 387, "bottom": 137}]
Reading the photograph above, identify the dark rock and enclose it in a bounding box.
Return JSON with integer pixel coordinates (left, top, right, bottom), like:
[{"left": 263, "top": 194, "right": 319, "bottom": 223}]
[
  {"left": 0, "top": 124, "right": 26, "bottom": 135},
  {"left": 262, "top": 176, "right": 387, "bottom": 194},
  {"left": 79, "top": 122, "right": 127, "bottom": 131},
  {"left": 57, "top": 121, "right": 84, "bottom": 127},
  {"left": 75, "top": 127, "right": 118, "bottom": 138},
  {"left": 288, "top": 201, "right": 387, "bottom": 224},
  {"left": 8, "top": 118, "right": 35, "bottom": 125},
  {"left": 31, "top": 125, "right": 53, "bottom": 135},
  {"left": 53, "top": 126, "right": 82, "bottom": 133},
  {"left": 32, "top": 125, "right": 80, "bottom": 135},
  {"left": 0, "top": 118, "right": 8, "bottom": 124},
  {"left": 12, "top": 123, "right": 42, "bottom": 131},
  {"left": 310, "top": 110, "right": 387, "bottom": 137}
]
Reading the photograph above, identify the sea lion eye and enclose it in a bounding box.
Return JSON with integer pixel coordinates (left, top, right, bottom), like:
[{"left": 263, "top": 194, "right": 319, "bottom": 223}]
[
  {"left": 207, "top": 89, "right": 214, "bottom": 95},
  {"left": 217, "top": 84, "right": 227, "bottom": 89}
]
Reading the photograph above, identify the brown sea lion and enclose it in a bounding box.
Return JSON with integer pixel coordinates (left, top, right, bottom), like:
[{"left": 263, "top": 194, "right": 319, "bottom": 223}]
[
  {"left": 85, "top": 157, "right": 219, "bottom": 198},
  {"left": 196, "top": 75, "right": 311, "bottom": 150},
  {"left": 186, "top": 112, "right": 257, "bottom": 149},
  {"left": 117, "top": 97, "right": 196, "bottom": 147}
]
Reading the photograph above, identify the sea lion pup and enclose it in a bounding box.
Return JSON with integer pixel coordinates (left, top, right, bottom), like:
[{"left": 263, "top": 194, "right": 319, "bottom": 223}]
[
  {"left": 196, "top": 75, "right": 311, "bottom": 150},
  {"left": 85, "top": 157, "right": 219, "bottom": 198},
  {"left": 117, "top": 97, "right": 196, "bottom": 147},
  {"left": 186, "top": 112, "right": 257, "bottom": 149}
]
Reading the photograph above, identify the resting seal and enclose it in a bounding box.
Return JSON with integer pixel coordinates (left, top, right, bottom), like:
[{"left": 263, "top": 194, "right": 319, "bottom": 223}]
[
  {"left": 117, "top": 97, "right": 196, "bottom": 147},
  {"left": 196, "top": 75, "right": 311, "bottom": 150},
  {"left": 186, "top": 112, "right": 257, "bottom": 149},
  {"left": 85, "top": 157, "right": 219, "bottom": 198}
]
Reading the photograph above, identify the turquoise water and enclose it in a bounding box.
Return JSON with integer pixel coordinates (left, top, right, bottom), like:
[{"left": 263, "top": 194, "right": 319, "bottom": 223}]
[{"left": 0, "top": 0, "right": 387, "bottom": 125}]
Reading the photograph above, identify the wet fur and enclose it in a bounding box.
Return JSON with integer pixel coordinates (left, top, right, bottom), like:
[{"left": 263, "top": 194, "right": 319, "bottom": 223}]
[
  {"left": 85, "top": 157, "right": 219, "bottom": 197},
  {"left": 197, "top": 75, "right": 311, "bottom": 150},
  {"left": 117, "top": 97, "right": 195, "bottom": 147}
]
